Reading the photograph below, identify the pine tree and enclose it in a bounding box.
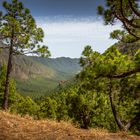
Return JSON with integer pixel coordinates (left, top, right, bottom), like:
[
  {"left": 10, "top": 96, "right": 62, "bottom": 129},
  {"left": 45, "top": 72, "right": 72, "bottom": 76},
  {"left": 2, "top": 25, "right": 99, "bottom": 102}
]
[
  {"left": 98, "top": 0, "right": 140, "bottom": 41},
  {"left": 0, "top": 0, "right": 50, "bottom": 110},
  {"left": 78, "top": 46, "right": 140, "bottom": 131}
]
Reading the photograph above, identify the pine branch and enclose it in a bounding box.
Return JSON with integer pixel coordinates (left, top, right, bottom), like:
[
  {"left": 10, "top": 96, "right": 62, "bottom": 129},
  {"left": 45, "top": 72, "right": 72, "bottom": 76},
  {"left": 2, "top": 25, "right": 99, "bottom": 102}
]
[
  {"left": 125, "top": 110, "right": 140, "bottom": 130},
  {"left": 114, "top": 12, "right": 140, "bottom": 39},
  {"left": 120, "top": 0, "right": 140, "bottom": 28},
  {"left": 128, "top": 0, "right": 140, "bottom": 17},
  {"left": 107, "top": 67, "right": 140, "bottom": 79}
]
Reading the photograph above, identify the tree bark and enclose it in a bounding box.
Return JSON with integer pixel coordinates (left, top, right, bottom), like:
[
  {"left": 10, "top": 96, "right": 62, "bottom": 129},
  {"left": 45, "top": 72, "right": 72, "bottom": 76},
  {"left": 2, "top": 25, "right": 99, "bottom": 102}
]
[
  {"left": 125, "top": 110, "right": 140, "bottom": 130},
  {"left": 128, "top": 0, "right": 140, "bottom": 17},
  {"left": 95, "top": 68, "right": 140, "bottom": 80},
  {"left": 107, "top": 68, "right": 140, "bottom": 79},
  {"left": 108, "top": 79, "right": 140, "bottom": 131},
  {"left": 2, "top": 32, "right": 14, "bottom": 110},
  {"left": 108, "top": 79, "right": 126, "bottom": 131}
]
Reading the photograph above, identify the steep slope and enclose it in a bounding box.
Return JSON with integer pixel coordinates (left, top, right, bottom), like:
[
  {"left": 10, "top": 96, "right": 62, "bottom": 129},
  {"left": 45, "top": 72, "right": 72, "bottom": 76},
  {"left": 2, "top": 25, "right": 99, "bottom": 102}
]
[
  {"left": 0, "top": 111, "right": 139, "bottom": 140},
  {"left": 114, "top": 41, "right": 140, "bottom": 55},
  {"left": 0, "top": 49, "right": 56, "bottom": 80},
  {"left": 0, "top": 47, "right": 81, "bottom": 96}
]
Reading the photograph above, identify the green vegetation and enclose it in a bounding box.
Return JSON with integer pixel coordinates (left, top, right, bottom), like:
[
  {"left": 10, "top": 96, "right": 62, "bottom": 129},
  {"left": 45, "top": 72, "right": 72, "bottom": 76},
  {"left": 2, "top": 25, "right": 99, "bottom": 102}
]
[
  {"left": 77, "top": 45, "right": 140, "bottom": 132},
  {"left": 0, "top": 0, "right": 50, "bottom": 110},
  {"left": 0, "top": 50, "right": 81, "bottom": 96},
  {"left": 0, "top": 0, "right": 140, "bottom": 137},
  {"left": 98, "top": 0, "right": 140, "bottom": 42}
]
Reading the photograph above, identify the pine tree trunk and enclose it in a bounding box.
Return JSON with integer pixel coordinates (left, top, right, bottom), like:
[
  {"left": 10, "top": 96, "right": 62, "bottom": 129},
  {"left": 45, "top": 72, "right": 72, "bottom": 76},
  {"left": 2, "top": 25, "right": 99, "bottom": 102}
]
[
  {"left": 2, "top": 33, "right": 14, "bottom": 110},
  {"left": 125, "top": 111, "right": 140, "bottom": 130},
  {"left": 108, "top": 79, "right": 126, "bottom": 131},
  {"left": 108, "top": 79, "right": 140, "bottom": 131}
]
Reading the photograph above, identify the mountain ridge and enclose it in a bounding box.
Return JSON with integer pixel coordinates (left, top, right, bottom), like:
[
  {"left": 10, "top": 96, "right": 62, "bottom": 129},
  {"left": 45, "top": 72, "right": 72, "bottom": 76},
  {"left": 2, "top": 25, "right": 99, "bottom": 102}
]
[
  {"left": 0, "top": 47, "right": 81, "bottom": 96},
  {"left": 1, "top": 40, "right": 139, "bottom": 97}
]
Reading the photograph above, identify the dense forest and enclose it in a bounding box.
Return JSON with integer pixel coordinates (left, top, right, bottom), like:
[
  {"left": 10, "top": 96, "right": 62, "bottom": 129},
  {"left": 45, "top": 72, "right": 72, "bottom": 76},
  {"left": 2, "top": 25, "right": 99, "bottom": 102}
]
[{"left": 0, "top": 0, "right": 140, "bottom": 137}]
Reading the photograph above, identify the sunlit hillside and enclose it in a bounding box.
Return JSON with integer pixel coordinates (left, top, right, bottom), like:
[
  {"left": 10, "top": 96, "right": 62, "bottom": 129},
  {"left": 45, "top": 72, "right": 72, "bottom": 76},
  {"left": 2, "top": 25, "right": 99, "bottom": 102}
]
[
  {"left": 0, "top": 48, "right": 81, "bottom": 97},
  {"left": 0, "top": 111, "right": 139, "bottom": 140}
]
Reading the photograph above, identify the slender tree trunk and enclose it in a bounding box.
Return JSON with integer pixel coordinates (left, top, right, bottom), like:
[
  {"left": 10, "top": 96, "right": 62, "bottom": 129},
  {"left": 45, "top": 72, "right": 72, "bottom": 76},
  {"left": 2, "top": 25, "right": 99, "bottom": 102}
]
[
  {"left": 108, "top": 79, "right": 140, "bottom": 131},
  {"left": 108, "top": 79, "right": 126, "bottom": 131},
  {"left": 2, "top": 32, "right": 14, "bottom": 110},
  {"left": 125, "top": 111, "right": 140, "bottom": 130}
]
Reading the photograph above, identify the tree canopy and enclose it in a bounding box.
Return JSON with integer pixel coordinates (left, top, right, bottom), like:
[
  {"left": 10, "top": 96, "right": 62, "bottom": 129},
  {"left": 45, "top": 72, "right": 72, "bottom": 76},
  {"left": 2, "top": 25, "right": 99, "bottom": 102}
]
[
  {"left": 0, "top": 0, "right": 50, "bottom": 110},
  {"left": 98, "top": 0, "right": 140, "bottom": 42}
]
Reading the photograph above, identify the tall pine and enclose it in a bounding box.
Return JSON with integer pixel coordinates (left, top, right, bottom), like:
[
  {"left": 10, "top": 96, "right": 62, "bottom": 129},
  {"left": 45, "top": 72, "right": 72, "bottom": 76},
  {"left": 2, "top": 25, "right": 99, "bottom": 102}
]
[{"left": 0, "top": 0, "right": 50, "bottom": 110}]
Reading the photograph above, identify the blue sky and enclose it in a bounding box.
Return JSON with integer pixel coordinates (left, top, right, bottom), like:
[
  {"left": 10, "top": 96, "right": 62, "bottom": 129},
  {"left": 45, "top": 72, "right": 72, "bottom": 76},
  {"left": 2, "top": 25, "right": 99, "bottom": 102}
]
[{"left": 0, "top": 0, "right": 121, "bottom": 58}]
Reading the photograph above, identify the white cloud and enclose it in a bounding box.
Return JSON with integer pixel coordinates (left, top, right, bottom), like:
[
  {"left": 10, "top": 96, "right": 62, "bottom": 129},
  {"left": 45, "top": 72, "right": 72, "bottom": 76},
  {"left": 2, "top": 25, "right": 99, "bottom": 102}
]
[{"left": 36, "top": 17, "right": 121, "bottom": 58}]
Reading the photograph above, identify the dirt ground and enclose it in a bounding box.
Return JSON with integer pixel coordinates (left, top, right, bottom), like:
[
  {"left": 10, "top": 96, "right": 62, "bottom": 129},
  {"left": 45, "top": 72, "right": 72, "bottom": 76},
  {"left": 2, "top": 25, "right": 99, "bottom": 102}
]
[{"left": 0, "top": 111, "right": 140, "bottom": 140}]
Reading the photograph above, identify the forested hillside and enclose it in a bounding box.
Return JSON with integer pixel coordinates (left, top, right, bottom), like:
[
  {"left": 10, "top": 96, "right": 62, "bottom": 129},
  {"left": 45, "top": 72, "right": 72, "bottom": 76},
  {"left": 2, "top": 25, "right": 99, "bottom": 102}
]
[
  {"left": 0, "top": 48, "right": 81, "bottom": 96},
  {"left": 1, "top": 40, "right": 139, "bottom": 97},
  {"left": 0, "top": 0, "right": 140, "bottom": 139}
]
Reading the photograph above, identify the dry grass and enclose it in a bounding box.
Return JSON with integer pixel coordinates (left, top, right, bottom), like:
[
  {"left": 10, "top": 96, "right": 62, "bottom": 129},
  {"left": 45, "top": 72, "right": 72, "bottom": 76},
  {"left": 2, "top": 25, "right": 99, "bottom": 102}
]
[{"left": 0, "top": 111, "right": 139, "bottom": 140}]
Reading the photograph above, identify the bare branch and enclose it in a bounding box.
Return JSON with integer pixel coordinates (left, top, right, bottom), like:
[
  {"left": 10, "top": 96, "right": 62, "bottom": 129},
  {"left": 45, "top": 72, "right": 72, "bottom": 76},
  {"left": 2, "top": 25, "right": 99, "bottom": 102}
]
[
  {"left": 107, "top": 67, "right": 140, "bottom": 79},
  {"left": 95, "top": 67, "right": 140, "bottom": 80},
  {"left": 122, "top": 20, "right": 140, "bottom": 39},
  {"left": 114, "top": 12, "right": 140, "bottom": 39},
  {"left": 128, "top": 0, "right": 140, "bottom": 17},
  {"left": 0, "top": 42, "right": 9, "bottom": 49},
  {"left": 119, "top": 0, "right": 140, "bottom": 28},
  {"left": 0, "top": 46, "right": 9, "bottom": 49},
  {"left": 125, "top": 110, "right": 140, "bottom": 130}
]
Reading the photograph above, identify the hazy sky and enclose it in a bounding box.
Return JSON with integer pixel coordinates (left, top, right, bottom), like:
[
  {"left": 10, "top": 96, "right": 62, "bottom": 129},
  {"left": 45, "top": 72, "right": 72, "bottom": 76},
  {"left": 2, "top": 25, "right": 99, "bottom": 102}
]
[{"left": 0, "top": 0, "right": 121, "bottom": 58}]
